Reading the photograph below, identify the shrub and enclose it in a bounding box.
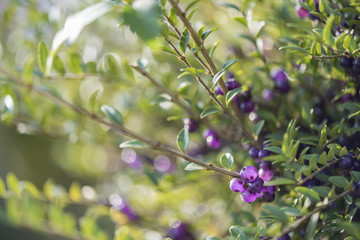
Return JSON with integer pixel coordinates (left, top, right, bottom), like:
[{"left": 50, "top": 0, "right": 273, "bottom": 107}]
[{"left": 0, "top": 0, "right": 360, "bottom": 239}]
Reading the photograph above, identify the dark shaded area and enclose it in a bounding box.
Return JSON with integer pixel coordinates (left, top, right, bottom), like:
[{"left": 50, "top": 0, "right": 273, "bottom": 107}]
[
  {"left": 0, "top": 124, "right": 72, "bottom": 188},
  {"left": 0, "top": 221, "right": 73, "bottom": 240}
]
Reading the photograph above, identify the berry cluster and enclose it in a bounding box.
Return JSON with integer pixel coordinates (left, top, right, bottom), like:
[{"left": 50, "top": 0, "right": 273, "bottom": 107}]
[
  {"left": 229, "top": 165, "right": 275, "bottom": 203},
  {"left": 249, "top": 146, "right": 274, "bottom": 181},
  {"left": 214, "top": 73, "right": 255, "bottom": 113}
]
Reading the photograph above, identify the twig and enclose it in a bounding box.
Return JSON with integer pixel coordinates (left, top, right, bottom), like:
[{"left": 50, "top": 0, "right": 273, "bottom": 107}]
[
  {"left": 298, "top": 159, "right": 339, "bottom": 186},
  {"left": 131, "top": 65, "right": 235, "bottom": 141},
  {"left": 273, "top": 189, "right": 352, "bottom": 239},
  {"left": 0, "top": 68, "right": 242, "bottom": 179},
  {"left": 167, "top": 0, "right": 258, "bottom": 146}
]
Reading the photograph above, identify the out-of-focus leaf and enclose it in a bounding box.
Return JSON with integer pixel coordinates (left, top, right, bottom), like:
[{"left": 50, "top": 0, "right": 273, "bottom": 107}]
[
  {"left": 119, "top": 140, "right": 149, "bottom": 149},
  {"left": 176, "top": 128, "right": 189, "bottom": 152},
  {"left": 220, "top": 153, "right": 234, "bottom": 169},
  {"left": 101, "top": 105, "right": 123, "bottom": 126},
  {"left": 200, "top": 107, "right": 221, "bottom": 119}
]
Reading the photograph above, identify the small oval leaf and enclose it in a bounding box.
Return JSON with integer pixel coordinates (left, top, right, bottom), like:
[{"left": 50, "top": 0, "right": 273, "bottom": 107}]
[
  {"left": 177, "top": 128, "right": 189, "bottom": 153},
  {"left": 101, "top": 105, "right": 123, "bottom": 126}
]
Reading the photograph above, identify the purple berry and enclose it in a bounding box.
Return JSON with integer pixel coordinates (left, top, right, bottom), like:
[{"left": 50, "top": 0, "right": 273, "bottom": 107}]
[
  {"left": 340, "top": 57, "right": 353, "bottom": 68},
  {"left": 278, "top": 234, "right": 290, "bottom": 240},
  {"left": 353, "top": 161, "right": 360, "bottom": 171},
  {"left": 259, "top": 168, "right": 274, "bottom": 181},
  {"left": 248, "top": 147, "right": 260, "bottom": 159},
  {"left": 295, "top": 4, "right": 309, "bottom": 18},
  {"left": 206, "top": 135, "right": 220, "bottom": 149},
  {"left": 109, "top": 194, "right": 139, "bottom": 221},
  {"left": 261, "top": 192, "right": 275, "bottom": 202},
  {"left": 239, "top": 100, "right": 255, "bottom": 113},
  {"left": 229, "top": 178, "right": 246, "bottom": 193},
  {"left": 275, "top": 79, "right": 291, "bottom": 93},
  {"left": 238, "top": 90, "right": 252, "bottom": 102},
  {"left": 203, "top": 129, "right": 216, "bottom": 139},
  {"left": 260, "top": 161, "right": 272, "bottom": 170},
  {"left": 351, "top": 182, "right": 360, "bottom": 198},
  {"left": 270, "top": 69, "right": 287, "bottom": 82},
  {"left": 226, "top": 72, "right": 235, "bottom": 80},
  {"left": 167, "top": 222, "right": 195, "bottom": 240},
  {"left": 214, "top": 85, "right": 224, "bottom": 95},
  {"left": 241, "top": 189, "right": 259, "bottom": 203},
  {"left": 247, "top": 177, "right": 264, "bottom": 193},
  {"left": 339, "top": 155, "right": 354, "bottom": 169},
  {"left": 263, "top": 185, "right": 276, "bottom": 194},
  {"left": 240, "top": 165, "right": 258, "bottom": 182},
  {"left": 226, "top": 80, "right": 239, "bottom": 90},
  {"left": 258, "top": 149, "right": 271, "bottom": 159},
  {"left": 262, "top": 88, "right": 275, "bottom": 101},
  {"left": 183, "top": 118, "right": 199, "bottom": 132}
]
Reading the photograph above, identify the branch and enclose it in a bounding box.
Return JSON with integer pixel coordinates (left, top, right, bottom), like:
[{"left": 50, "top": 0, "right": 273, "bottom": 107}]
[
  {"left": 131, "top": 65, "right": 236, "bottom": 142},
  {"left": 273, "top": 189, "right": 352, "bottom": 239},
  {"left": 167, "top": 0, "right": 258, "bottom": 146},
  {"left": 298, "top": 159, "right": 339, "bottom": 186},
  {"left": 0, "top": 68, "right": 242, "bottom": 179}
]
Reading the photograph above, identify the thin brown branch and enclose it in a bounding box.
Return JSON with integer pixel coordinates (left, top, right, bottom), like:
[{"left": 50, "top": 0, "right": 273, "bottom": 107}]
[
  {"left": 167, "top": 0, "right": 258, "bottom": 146},
  {"left": 0, "top": 68, "right": 242, "bottom": 179},
  {"left": 273, "top": 189, "right": 352, "bottom": 239}
]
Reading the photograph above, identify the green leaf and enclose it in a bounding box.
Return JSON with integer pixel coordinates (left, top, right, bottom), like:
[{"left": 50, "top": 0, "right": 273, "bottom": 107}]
[
  {"left": 279, "top": 46, "right": 309, "bottom": 55},
  {"left": 229, "top": 226, "right": 245, "bottom": 240},
  {"left": 24, "top": 181, "right": 41, "bottom": 198},
  {"left": 37, "top": 41, "right": 48, "bottom": 73},
  {"left": 0, "top": 178, "right": 6, "bottom": 197},
  {"left": 180, "top": 28, "right": 190, "bottom": 53},
  {"left": 295, "top": 186, "right": 321, "bottom": 202},
  {"left": 329, "top": 176, "right": 349, "bottom": 188},
  {"left": 350, "top": 171, "right": 360, "bottom": 183},
  {"left": 101, "top": 105, "right": 123, "bottom": 125},
  {"left": 202, "top": 27, "right": 218, "bottom": 41},
  {"left": 212, "top": 70, "right": 226, "bottom": 87},
  {"left": 280, "top": 207, "right": 302, "bottom": 217},
  {"left": 264, "top": 178, "right": 296, "bottom": 186},
  {"left": 119, "top": 140, "right": 149, "bottom": 149},
  {"left": 53, "top": 55, "right": 66, "bottom": 75},
  {"left": 233, "top": 17, "right": 248, "bottom": 27},
  {"left": 122, "top": 4, "right": 160, "bottom": 42},
  {"left": 68, "top": 53, "right": 83, "bottom": 74},
  {"left": 89, "top": 89, "right": 100, "bottom": 110},
  {"left": 206, "top": 237, "right": 221, "bottom": 240},
  {"left": 305, "top": 212, "right": 319, "bottom": 240},
  {"left": 252, "top": 120, "right": 265, "bottom": 137},
  {"left": 184, "top": 162, "right": 205, "bottom": 171},
  {"left": 222, "top": 59, "right": 239, "bottom": 70},
  {"left": 343, "top": 34, "right": 352, "bottom": 50},
  {"left": 46, "top": 2, "right": 113, "bottom": 75},
  {"left": 218, "top": 2, "right": 241, "bottom": 12},
  {"left": 312, "top": 186, "right": 331, "bottom": 198},
  {"left": 339, "top": 146, "right": 349, "bottom": 157},
  {"left": 209, "top": 40, "right": 220, "bottom": 58},
  {"left": 186, "top": 7, "right": 198, "bottom": 21},
  {"left": 323, "top": 15, "right": 335, "bottom": 46},
  {"left": 220, "top": 153, "right": 234, "bottom": 169},
  {"left": 225, "top": 88, "right": 242, "bottom": 105},
  {"left": 200, "top": 107, "right": 221, "bottom": 119},
  {"left": 177, "top": 128, "right": 189, "bottom": 153},
  {"left": 6, "top": 173, "right": 21, "bottom": 196},
  {"left": 319, "top": 125, "right": 327, "bottom": 147}
]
